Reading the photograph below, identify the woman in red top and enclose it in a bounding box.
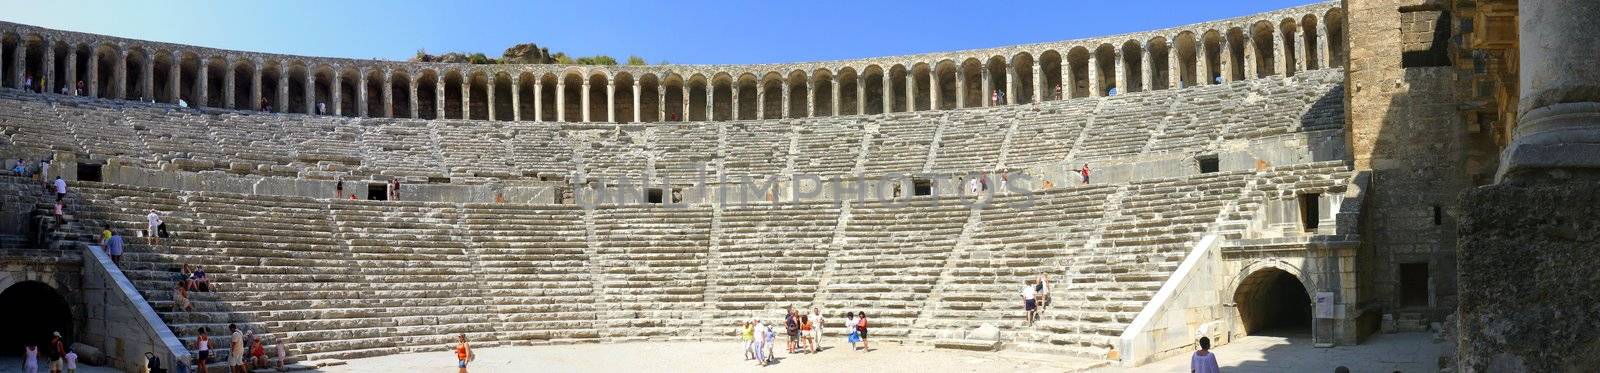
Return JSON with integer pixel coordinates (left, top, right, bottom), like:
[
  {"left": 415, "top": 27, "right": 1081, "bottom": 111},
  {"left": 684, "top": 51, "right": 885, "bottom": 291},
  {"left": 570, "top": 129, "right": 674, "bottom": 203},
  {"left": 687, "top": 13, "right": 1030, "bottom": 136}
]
[
  {"left": 856, "top": 311, "right": 870, "bottom": 352},
  {"left": 799, "top": 315, "right": 815, "bottom": 354},
  {"left": 452, "top": 334, "right": 471, "bottom": 373}
]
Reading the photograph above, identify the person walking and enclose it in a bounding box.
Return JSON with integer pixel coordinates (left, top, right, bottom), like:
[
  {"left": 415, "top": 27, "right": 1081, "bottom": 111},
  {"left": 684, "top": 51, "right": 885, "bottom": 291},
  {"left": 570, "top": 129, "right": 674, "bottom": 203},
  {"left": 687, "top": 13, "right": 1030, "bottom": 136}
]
[
  {"left": 1037, "top": 273, "right": 1052, "bottom": 309},
  {"left": 1078, "top": 164, "right": 1091, "bottom": 185},
  {"left": 751, "top": 320, "right": 767, "bottom": 366},
  {"left": 228, "top": 324, "right": 244, "bottom": 373},
  {"left": 64, "top": 349, "right": 77, "bottom": 373},
  {"left": 809, "top": 307, "right": 824, "bottom": 351},
  {"left": 194, "top": 327, "right": 210, "bottom": 373},
  {"left": 1023, "top": 279, "right": 1039, "bottom": 326},
  {"left": 799, "top": 315, "right": 815, "bottom": 354},
  {"left": 53, "top": 176, "right": 67, "bottom": 216},
  {"left": 1191, "top": 337, "right": 1221, "bottom": 373},
  {"left": 846, "top": 312, "right": 860, "bottom": 351},
  {"left": 335, "top": 177, "right": 344, "bottom": 199},
  {"left": 106, "top": 230, "right": 124, "bottom": 266},
  {"left": 146, "top": 209, "right": 163, "bottom": 246},
  {"left": 452, "top": 334, "right": 472, "bottom": 373},
  {"left": 785, "top": 308, "right": 799, "bottom": 354},
  {"left": 25, "top": 344, "right": 39, "bottom": 373},
  {"left": 855, "top": 311, "right": 870, "bottom": 352},
  {"left": 49, "top": 332, "right": 65, "bottom": 373},
  {"left": 275, "top": 337, "right": 288, "bottom": 372},
  {"left": 740, "top": 321, "right": 755, "bottom": 361}
]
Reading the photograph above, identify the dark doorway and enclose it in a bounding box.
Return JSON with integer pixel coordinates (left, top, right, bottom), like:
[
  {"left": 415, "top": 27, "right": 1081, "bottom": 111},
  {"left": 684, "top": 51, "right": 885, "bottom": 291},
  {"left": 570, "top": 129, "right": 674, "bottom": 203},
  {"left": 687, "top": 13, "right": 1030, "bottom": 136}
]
[
  {"left": 0, "top": 281, "right": 74, "bottom": 356},
  {"left": 1399, "top": 262, "right": 1430, "bottom": 308},
  {"left": 647, "top": 188, "right": 663, "bottom": 204},
  {"left": 1198, "top": 156, "right": 1219, "bottom": 174},
  {"left": 77, "top": 163, "right": 103, "bottom": 182},
  {"left": 913, "top": 179, "right": 932, "bottom": 196},
  {"left": 367, "top": 184, "right": 388, "bottom": 201},
  {"left": 1299, "top": 193, "right": 1321, "bottom": 231},
  {"left": 1234, "top": 268, "right": 1313, "bottom": 335}
]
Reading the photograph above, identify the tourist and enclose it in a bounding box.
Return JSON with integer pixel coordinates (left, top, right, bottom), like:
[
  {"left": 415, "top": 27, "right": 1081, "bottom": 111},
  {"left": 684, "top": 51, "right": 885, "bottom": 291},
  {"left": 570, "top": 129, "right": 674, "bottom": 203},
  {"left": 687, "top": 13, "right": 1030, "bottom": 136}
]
[
  {"left": 785, "top": 307, "right": 799, "bottom": 353},
  {"left": 193, "top": 266, "right": 210, "bottom": 291},
  {"left": 50, "top": 331, "right": 65, "bottom": 373},
  {"left": 855, "top": 311, "right": 869, "bottom": 352},
  {"left": 179, "top": 99, "right": 189, "bottom": 108},
  {"left": 809, "top": 307, "right": 824, "bottom": 350},
  {"left": 195, "top": 327, "right": 211, "bottom": 373},
  {"left": 1054, "top": 84, "right": 1063, "bottom": 100},
  {"left": 174, "top": 279, "right": 193, "bottom": 312},
  {"left": 11, "top": 159, "right": 26, "bottom": 176},
  {"left": 1078, "top": 164, "right": 1091, "bottom": 184},
  {"left": 228, "top": 324, "right": 244, "bottom": 373},
  {"left": 1037, "top": 273, "right": 1051, "bottom": 309},
  {"left": 335, "top": 177, "right": 344, "bottom": 199},
  {"left": 763, "top": 321, "right": 777, "bottom": 365},
  {"left": 1191, "top": 337, "right": 1220, "bottom": 373},
  {"left": 1023, "top": 279, "right": 1038, "bottom": 326},
  {"left": 59, "top": 84, "right": 69, "bottom": 95},
  {"left": 24, "top": 343, "right": 39, "bottom": 373},
  {"left": 799, "top": 315, "right": 815, "bottom": 354},
  {"left": 106, "top": 230, "right": 124, "bottom": 266},
  {"left": 24, "top": 74, "right": 34, "bottom": 93},
  {"left": 740, "top": 320, "right": 754, "bottom": 360},
  {"left": 846, "top": 312, "right": 859, "bottom": 350},
  {"left": 250, "top": 335, "right": 267, "bottom": 369},
  {"left": 100, "top": 224, "right": 112, "bottom": 247},
  {"left": 146, "top": 209, "right": 163, "bottom": 246},
  {"left": 143, "top": 351, "right": 162, "bottom": 373},
  {"left": 64, "top": 348, "right": 77, "bottom": 373},
  {"left": 75, "top": 81, "right": 85, "bottom": 96},
  {"left": 316, "top": 102, "right": 325, "bottom": 115},
  {"left": 275, "top": 337, "right": 288, "bottom": 372},
  {"left": 453, "top": 333, "right": 472, "bottom": 373},
  {"left": 751, "top": 320, "right": 767, "bottom": 367},
  {"left": 54, "top": 175, "right": 68, "bottom": 202}
]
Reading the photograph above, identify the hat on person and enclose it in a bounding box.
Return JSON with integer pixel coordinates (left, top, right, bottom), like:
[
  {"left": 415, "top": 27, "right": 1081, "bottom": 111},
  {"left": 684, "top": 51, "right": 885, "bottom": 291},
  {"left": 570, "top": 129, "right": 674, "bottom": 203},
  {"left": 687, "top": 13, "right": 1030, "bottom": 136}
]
[{"left": 53, "top": 331, "right": 61, "bottom": 337}]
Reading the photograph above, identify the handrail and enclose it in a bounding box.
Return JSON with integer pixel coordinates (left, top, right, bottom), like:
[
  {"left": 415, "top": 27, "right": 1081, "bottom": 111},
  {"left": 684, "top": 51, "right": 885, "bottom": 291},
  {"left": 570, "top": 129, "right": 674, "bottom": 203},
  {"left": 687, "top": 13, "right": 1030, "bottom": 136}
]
[{"left": 82, "top": 244, "right": 192, "bottom": 372}]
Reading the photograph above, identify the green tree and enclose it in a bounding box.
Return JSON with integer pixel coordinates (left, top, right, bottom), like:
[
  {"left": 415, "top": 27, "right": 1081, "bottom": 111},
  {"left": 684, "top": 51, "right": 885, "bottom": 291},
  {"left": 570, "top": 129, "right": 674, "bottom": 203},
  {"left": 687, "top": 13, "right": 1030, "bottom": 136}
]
[{"left": 627, "top": 55, "right": 647, "bottom": 66}]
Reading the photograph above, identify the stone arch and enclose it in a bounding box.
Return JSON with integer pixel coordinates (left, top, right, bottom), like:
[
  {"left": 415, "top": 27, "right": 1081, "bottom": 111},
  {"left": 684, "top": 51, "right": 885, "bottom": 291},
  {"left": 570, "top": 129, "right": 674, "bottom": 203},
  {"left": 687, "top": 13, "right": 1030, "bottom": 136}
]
[
  {"left": 1302, "top": 14, "right": 1322, "bottom": 70},
  {"left": 151, "top": 50, "right": 175, "bottom": 103},
  {"left": 1250, "top": 20, "right": 1277, "bottom": 78},
  {"left": 638, "top": 73, "right": 660, "bottom": 122},
  {"left": 662, "top": 72, "right": 685, "bottom": 122},
  {"left": 958, "top": 58, "right": 981, "bottom": 106},
  {"left": 443, "top": 69, "right": 465, "bottom": 119},
  {"left": 811, "top": 69, "right": 833, "bottom": 117},
  {"left": 232, "top": 60, "right": 255, "bottom": 110},
  {"left": 1226, "top": 27, "right": 1248, "bottom": 81},
  {"left": 984, "top": 56, "right": 1007, "bottom": 105},
  {"left": 468, "top": 70, "right": 489, "bottom": 120},
  {"left": 0, "top": 281, "right": 75, "bottom": 355},
  {"left": 416, "top": 69, "right": 439, "bottom": 119},
  {"left": 1202, "top": 30, "right": 1225, "bottom": 85},
  {"left": 203, "top": 56, "right": 227, "bottom": 107},
  {"left": 0, "top": 33, "right": 16, "bottom": 88},
  {"left": 1324, "top": 8, "right": 1346, "bottom": 68},
  {"left": 51, "top": 41, "right": 69, "bottom": 93},
  {"left": 933, "top": 60, "right": 957, "bottom": 109},
  {"left": 515, "top": 71, "right": 536, "bottom": 121},
  {"left": 912, "top": 62, "right": 931, "bottom": 110},
  {"left": 339, "top": 66, "right": 360, "bottom": 117},
  {"left": 1280, "top": 18, "right": 1300, "bottom": 77},
  {"left": 1011, "top": 52, "right": 1035, "bottom": 104},
  {"left": 312, "top": 64, "right": 335, "bottom": 114},
  {"left": 20, "top": 34, "right": 45, "bottom": 91},
  {"left": 587, "top": 72, "right": 609, "bottom": 122},
  {"left": 287, "top": 62, "right": 310, "bottom": 113},
  {"left": 390, "top": 69, "right": 412, "bottom": 118},
  {"left": 613, "top": 72, "right": 635, "bottom": 123},
  {"left": 489, "top": 70, "right": 508, "bottom": 120},
  {"left": 1120, "top": 40, "right": 1143, "bottom": 93},
  {"left": 364, "top": 68, "right": 384, "bottom": 117},
  {"left": 96, "top": 43, "right": 120, "bottom": 99},
  {"left": 888, "top": 64, "right": 908, "bottom": 112},
  {"left": 1093, "top": 43, "right": 1116, "bottom": 96},
  {"left": 123, "top": 46, "right": 147, "bottom": 100},
  {"left": 260, "top": 60, "right": 282, "bottom": 112},
  {"left": 786, "top": 70, "right": 807, "bottom": 118},
  {"left": 73, "top": 44, "right": 92, "bottom": 95},
  {"left": 760, "top": 71, "right": 783, "bottom": 119},
  {"left": 1066, "top": 47, "right": 1090, "bottom": 98},
  {"left": 1232, "top": 264, "right": 1314, "bottom": 335},
  {"left": 712, "top": 72, "right": 734, "bottom": 121},
  {"left": 687, "top": 73, "right": 708, "bottom": 121},
  {"left": 1040, "top": 50, "right": 1063, "bottom": 101},
  {"left": 736, "top": 73, "right": 758, "bottom": 120},
  {"left": 1148, "top": 37, "right": 1171, "bottom": 91},
  {"left": 1175, "top": 32, "right": 1199, "bottom": 88},
  {"left": 837, "top": 67, "right": 859, "bottom": 115},
  {"left": 863, "top": 65, "right": 886, "bottom": 114},
  {"left": 539, "top": 72, "right": 559, "bottom": 122}
]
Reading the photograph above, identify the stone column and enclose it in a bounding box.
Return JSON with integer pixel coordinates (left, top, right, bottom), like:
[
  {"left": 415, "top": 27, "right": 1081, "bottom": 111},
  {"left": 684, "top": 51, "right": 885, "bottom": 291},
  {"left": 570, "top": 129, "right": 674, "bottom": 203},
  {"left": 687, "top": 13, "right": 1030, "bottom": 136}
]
[
  {"left": 63, "top": 49, "right": 76, "bottom": 96},
  {"left": 1031, "top": 64, "right": 1043, "bottom": 102},
  {"left": 955, "top": 68, "right": 965, "bottom": 108},
  {"left": 908, "top": 70, "right": 919, "bottom": 110},
  {"left": 1218, "top": 38, "right": 1231, "bottom": 83},
  {"left": 113, "top": 51, "right": 127, "bottom": 99},
  {"left": 980, "top": 64, "right": 991, "bottom": 107},
  {"left": 556, "top": 78, "right": 565, "bottom": 122},
  {"left": 706, "top": 83, "right": 715, "bottom": 120},
  {"left": 1005, "top": 64, "right": 1017, "bottom": 105},
  {"left": 1140, "top": 47, "right": 1153, "bottom": 92},
  {"left": 1087, "top": 53, "right": 1100, "bottom": 97},
  {"left": 657, "top": 84, "right": 666, "bottom": 121},
  {"left": 1241, "top": 35, "right": 1256, "bottom": 79},
  {"left": 533, "top": 78, "right": 543, "bottom": 122},
  {"left": 305, "top": 73, "right": 316, "bottom": 114},
  {"left": 434, "top": 76, "right": 445, "bottom": 119},
  {"left": 608, "top": 80, "right": 616, "bottom": 123},
  {"left": 408, "top": 76, "right": 419, "bottom": 118},
  {"left": 486, "top": 78, "right": 496, "bottom": 120},
  {"left": 930, "top": 70, "right": 941, "bottom": 108},
  {"left": 1113, "top": 50, "right": 1126, "bottom": 95},
  {"left": 382, "top": 70, "right": 393, "bottom": 117},
  {"left": 11, "top": 42, "right": 23, "bottom": 89},
  {"left": 141, "top": 51, "right": 155, "bottom": 101},
  {"left": 220, "top": 58, "right": 233, "bottom": 107},
  {"left": 731, "top": 82, "right": 741, "bottom": 120},
  {"left": 756, "top": 85, "right": 765, "bottom": 119},
  {"left": 193, "top": 58, "right": 206, "bottom": 105},
  {"left": 85, "top": 52, "right": 99, "bottom": 97},
  {"left": 830, "top": 77, "right": 840, "bottom": 115},
  {"left": 510, "top": 76, "right": 521, "bottom": 121},
  {"left": 1498, "top": 0, "right": 1600, "bottom": 180},
  {"left": 632, "top": 80, "right": 641, "bottom": 122},
  {"left": 1062, "top": 59, "right": 1074, "bottom": 98},
  {"left": 461, "top": 77, "right": 471, "bottom": 119},
  {"left": 41, "top": 43, "right": 52, "bottom": 93},
  {"left": 330, "top": 69, "right": 342, "bottom": 116},
  {"left": 249, "top": 62, "right": 261, "bottom": 109},
  {"left": 856, "top": 77, "right": 866, "bottom": 113},
  {"left": 356, "top": 69, "right": 368, "bottom": 117},
  {"left": 1272, "top": 29, "right": 1288, "bottom": 76},
  {"left": 1169, "top": 40, "right": 1182, "bottom": 88},
  {"left": 805, "top": 80, "right": 815, "bottom": 117},
  {"left": 881, "top": 73, "right": 892, "bottom": 113},
  {"left": 780, "top": 82, "right": 790, "bottom": 118},
  {"left": 681, "top": 84, "right": 690, "bottom": 121},
  {"left": 1316, "top": 22, "right": 1331, "bottom": 69},
  {"left": 1294, "top": 30, "right": 1308, "bottom": 73}
]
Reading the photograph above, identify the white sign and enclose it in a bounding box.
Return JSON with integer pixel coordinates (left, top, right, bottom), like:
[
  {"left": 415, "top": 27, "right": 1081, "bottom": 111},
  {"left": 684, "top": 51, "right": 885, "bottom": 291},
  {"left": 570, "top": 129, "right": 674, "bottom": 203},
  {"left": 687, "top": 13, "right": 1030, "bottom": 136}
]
[{"left": 1314, "top": 291, "right": 1336, "bottom": 319}]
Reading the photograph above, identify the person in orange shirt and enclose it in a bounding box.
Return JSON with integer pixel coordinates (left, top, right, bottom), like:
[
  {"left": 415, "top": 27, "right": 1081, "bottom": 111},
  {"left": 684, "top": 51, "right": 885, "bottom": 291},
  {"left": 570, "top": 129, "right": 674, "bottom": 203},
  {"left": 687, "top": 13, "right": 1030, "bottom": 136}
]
[
  {"left": 799, "top": 315, "right": 816, "bottom": 354},
  {"left": 452, "top": 334, "right": 472, "bottom": 373}
]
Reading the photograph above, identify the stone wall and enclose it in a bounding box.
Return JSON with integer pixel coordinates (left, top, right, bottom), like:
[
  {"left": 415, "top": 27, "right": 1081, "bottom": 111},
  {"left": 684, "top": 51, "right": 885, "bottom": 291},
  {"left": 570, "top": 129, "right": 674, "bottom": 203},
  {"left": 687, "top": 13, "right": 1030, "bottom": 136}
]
[{"left": 79, "top": 244, "right": 191, "bottom": 372}]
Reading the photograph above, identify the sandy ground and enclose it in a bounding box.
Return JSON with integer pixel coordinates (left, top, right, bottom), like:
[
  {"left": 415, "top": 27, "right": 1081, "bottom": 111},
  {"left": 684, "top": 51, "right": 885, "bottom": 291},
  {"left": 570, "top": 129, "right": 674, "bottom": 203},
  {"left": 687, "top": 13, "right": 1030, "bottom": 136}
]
[
  {"left": 319, "top": 340, "right": 1105, "bottom": 373},
  {"left": 1092, "top": 332, "right": 1443, "bottom": 373}
]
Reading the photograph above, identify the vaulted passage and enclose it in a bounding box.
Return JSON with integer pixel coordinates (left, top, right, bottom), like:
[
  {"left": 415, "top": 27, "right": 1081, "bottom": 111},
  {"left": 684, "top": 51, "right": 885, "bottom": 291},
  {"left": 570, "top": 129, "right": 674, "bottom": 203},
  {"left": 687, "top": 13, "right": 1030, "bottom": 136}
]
[
  {"left": 0, "top": 281, "right": 73, "bottom": 356},
  {"left": 1234, "top": 268, "right": 1312, "bottom": 335}
]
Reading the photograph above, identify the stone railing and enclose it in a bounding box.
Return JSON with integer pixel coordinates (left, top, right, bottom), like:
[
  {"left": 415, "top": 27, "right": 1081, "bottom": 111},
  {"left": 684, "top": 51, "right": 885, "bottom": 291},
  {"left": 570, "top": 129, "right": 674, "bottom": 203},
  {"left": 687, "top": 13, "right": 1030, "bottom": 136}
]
[{"left": 81, "top": 244, "right": 192, "bottom": 373}]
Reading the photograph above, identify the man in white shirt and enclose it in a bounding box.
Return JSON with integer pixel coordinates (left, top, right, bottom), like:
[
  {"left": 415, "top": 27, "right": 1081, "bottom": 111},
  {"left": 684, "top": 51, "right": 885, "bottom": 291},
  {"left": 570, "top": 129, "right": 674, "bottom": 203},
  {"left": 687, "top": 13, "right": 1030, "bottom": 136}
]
[
  {"left": 146, "top": 209, "right": 163, "bottom": 245},
  {"left": 1023, "top": 279, "right": 1038, "bottom": 326},
  {"left": 229, "top": 324, "right": 245, "bottom": 373}
]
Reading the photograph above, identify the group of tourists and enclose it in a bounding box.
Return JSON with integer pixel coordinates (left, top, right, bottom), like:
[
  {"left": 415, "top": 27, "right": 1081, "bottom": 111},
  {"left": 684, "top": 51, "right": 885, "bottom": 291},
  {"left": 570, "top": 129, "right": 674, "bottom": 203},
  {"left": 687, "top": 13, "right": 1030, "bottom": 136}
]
[
  {"left": 1023, "top": 274, "right": 1052, "bottom": 326},
  {"left": 19, "top": 331, "right": 73, "bottom": 373},
  {"left": 736, "top": 306, "right": 871, "bottom": 367},
  {"left": 190, "top": 323, "right": 287, "bottom": 373}
]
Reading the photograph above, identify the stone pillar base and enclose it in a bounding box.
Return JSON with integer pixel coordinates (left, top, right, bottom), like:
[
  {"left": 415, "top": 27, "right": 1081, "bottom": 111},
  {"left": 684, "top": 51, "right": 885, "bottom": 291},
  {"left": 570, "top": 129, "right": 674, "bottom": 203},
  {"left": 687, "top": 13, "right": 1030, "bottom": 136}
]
[{"left": 1456, "top": 181, "right": 1600, "bottom": 371}]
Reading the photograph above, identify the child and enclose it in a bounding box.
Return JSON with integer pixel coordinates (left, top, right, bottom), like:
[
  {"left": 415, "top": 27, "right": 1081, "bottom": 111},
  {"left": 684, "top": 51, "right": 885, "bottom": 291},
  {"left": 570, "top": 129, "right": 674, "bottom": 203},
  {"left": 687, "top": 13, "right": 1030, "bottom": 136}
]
[{"left": 65, "top": 349, "right": 78, "bottom": 373}]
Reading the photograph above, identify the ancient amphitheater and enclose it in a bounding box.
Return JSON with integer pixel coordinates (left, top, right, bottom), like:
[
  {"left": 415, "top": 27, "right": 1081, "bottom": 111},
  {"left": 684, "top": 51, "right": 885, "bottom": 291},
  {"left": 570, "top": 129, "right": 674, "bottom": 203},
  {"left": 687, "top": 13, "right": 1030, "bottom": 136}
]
[{"left": 1, "top": 0, "right": 1595, "bottom": 371}]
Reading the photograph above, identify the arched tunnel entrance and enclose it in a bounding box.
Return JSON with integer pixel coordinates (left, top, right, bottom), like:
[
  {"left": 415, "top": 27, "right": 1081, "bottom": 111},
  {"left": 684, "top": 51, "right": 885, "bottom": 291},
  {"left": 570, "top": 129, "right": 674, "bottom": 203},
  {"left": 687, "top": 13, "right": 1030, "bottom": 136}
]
[
  {"left": 0, "top": 281, "right": 74, "bottom": 356},
  {"left": 1234, "top": 268, "right": 1312, "bottom": 335}
]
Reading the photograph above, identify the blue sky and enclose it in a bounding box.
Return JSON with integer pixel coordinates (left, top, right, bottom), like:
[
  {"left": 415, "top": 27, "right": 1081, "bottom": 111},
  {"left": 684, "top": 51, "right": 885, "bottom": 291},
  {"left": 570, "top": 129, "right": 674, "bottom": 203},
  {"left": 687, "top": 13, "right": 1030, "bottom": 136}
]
[{"left": 2, "top": 0, "right": 1322, "bottom": 64}]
